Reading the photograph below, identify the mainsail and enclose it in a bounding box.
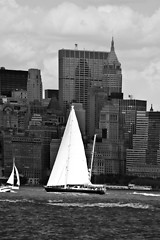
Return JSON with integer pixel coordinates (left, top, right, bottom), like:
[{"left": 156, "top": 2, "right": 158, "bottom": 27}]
[{"left": 47, "top": 106, "right": 90, "bottom": 187}]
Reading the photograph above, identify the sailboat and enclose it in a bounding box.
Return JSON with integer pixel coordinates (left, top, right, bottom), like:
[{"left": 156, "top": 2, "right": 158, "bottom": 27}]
[
  {"left": 7, "top": 157, "right": 20, "bottom": 190},
  {"left": 0, "top": 158, "right": 20, "bottom": 192},
  {"left": 44, "top": 106, "right": 106, "bottom": 194}
]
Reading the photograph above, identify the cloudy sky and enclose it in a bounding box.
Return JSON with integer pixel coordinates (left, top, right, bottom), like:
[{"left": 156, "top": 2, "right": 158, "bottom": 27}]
[{"left": 1, "top": 0, "right": 160, "bottom": 110}]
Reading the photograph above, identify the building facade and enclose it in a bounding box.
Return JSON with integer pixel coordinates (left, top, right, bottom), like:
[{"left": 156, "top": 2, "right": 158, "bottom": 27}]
[{"left": 27, "top": 69, "right": 42, "bottom": 103}]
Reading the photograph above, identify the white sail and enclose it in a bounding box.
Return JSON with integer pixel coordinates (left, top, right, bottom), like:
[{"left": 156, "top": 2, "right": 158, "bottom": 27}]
[
  {"left": 47, "top": 106, "right": 90, "bottom": 187},
  {"left": 6, "top": 164, "right": 14, "bottom": 185},
  {"left": 14, "top": 165, "right": 20, "bottom": 187}
]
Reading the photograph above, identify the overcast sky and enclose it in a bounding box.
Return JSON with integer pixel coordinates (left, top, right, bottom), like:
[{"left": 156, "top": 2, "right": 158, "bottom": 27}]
[{"left": 1, "top": 0, "right": 160, "bottom": 110}]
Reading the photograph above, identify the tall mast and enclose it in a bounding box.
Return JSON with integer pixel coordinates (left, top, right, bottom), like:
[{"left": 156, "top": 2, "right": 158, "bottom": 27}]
[
  {"left": 64, "top": 106, "right": 73, "bottom": 188},
  {"left": 89, "top": 134, "right": 97, "bottom": 180}
]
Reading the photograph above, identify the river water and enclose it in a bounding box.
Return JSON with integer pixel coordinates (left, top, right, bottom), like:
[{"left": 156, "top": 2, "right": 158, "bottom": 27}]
[{"left": 0, "top": 187, "right": 160, "bottom": 239}]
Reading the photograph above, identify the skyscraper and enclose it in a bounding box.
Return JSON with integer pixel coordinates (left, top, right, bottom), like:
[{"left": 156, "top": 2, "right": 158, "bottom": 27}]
[
  {"left": 58, "top": 44, "right": 108, "bottom": 112},
  {"left": 126, "top": 110, "right": 160, "bottom": 178},
  {"left": 102, "top": 38, "right": 122, "bottom": 95},
  {"left": 27, "top": 69, "right": 42, "bottom": 103}
]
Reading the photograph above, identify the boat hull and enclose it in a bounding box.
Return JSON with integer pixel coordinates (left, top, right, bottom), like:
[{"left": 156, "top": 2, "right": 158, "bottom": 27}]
[
  {"left": 0, "top": 186, "right": 12, "bottom": 193},
  {"left": 44, "top": 186, "right": 106, "bottom": 195}
]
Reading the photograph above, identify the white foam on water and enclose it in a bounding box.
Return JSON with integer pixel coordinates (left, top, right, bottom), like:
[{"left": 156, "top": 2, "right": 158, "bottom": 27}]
[
  {"left": 47, "top": 201, "right": 151, "bottom": 209},
  {"left": 0, "top": 199, "right": 35, "bottom": 203},
  {"left": 132, "top": 191, "right": 160, "bottom": 197}
]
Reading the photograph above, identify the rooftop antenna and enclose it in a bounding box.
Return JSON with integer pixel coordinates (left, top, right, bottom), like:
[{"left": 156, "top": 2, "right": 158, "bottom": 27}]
[
  {"left": 150, "top": 104, "right": 153, "bottom": 112},
  {"left": 75, "top": 43, "right": 78, "bottom": 50}
]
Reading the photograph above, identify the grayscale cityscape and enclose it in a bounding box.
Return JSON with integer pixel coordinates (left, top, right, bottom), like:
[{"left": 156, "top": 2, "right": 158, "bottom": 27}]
[{"left": 1, "top": 1, "right": 160, "bottom": 240}]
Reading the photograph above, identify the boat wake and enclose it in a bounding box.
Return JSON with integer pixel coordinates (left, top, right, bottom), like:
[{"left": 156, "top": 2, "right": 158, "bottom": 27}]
[{"left": 47, "top": 201, "right": 151, "bottom": 209}]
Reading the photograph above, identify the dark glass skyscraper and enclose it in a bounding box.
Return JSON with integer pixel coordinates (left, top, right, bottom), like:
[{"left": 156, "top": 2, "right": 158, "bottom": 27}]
[{"left": 0, "top": 67, "right": 28, "bottom": 97}]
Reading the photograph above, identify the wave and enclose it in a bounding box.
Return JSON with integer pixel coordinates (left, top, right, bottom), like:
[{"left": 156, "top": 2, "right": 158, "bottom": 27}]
[
  {"left": 0, "top": 198, "right": 152, "bottom": 210},
  {"left": 132, "top": 192, "right": 160, "bottom": 197},
  {"left": 0, "top": 199, "right": 35, "bottom": 203},
  {"left": 47, "top": 201, "right": 151, "bottom": 209}
]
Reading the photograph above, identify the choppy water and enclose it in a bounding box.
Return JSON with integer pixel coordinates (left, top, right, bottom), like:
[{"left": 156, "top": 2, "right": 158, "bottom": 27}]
[{"left": 0, "top": 187, "right": 160, "bottom": 239}]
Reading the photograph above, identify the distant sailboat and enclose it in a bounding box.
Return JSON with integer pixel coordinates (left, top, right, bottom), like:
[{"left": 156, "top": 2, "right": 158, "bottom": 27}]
[
  {"left": 0, "top": 158, "right": 20, "bottom": 192},
  {"left": 6, "top": 158, "right": 20, "bottom": 190},
  {"left": 44, "top": 105, "right": 106, "bottom": 194}
]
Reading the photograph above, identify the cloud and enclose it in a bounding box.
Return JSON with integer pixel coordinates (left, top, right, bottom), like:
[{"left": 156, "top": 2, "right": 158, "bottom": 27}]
[
  {"left": 123, "top": 60, "right": 160, "bottom": 111},
  {"left": 1, "top": 38, "right": 35, "bottom": 61},
  {"left": 142, "top": 8, "right": 160, "bottom": 44},
  {"left": 0, "top": 0, "right": 160, "bottom": 110},
  {"left": 42, "top": 57, "right": 58, "bottom": 90}
]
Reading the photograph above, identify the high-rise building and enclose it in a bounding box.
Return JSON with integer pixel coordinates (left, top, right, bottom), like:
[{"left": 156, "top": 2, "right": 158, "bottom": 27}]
[
  {"left": 102, "top": 38, "right": 122, "bottom": 95},
  {"left": 0, "top": 67, "right": 28, "bottom": 97},
  {"left": 27, "top": 69, "right": 42, "bottom": 103},
  {"left": 120, "top": 99, "right": 147, "bottom": 149},
  {"left": 59, "top": 44, "right": 108, "bottom": 111},
  {"left": 126, "top": 110, "right": 160, "bottom": 178}
]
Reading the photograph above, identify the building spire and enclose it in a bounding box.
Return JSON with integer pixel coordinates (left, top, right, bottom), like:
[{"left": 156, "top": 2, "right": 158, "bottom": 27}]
[
  {"left": 150, "top": 104, "right": 153, "bottom": 112},
  {"left": 111, "top": 37, "right": 115, "bottom": 51}
]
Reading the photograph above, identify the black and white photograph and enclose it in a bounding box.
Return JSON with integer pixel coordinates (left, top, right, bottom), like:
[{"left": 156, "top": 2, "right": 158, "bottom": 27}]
[{"left": 0, "top": 0, "right": 160, "bottom": 239}]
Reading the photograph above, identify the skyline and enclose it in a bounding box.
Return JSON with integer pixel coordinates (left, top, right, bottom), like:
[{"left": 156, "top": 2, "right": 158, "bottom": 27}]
[{"left": 0, "top": 0, "right": 160, "bottom": 110}]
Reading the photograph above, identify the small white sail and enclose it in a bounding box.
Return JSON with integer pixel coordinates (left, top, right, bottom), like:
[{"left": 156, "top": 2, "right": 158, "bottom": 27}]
[
  {"left": 47, "top": 106, "right": 90, "bottom": 187},
  {"left": 14, "top": 165, "right": 20, "bottom": 187},
  {"left": 6, "top": 165, "right": 14, "bottom": 186}
]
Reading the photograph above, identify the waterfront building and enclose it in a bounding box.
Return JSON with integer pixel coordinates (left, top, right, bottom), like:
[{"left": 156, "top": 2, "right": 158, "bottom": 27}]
[
  {"left": 50, "top": 139, "right": 61, "bottom": 170},
  {"left": 27, "top": 69, "right": 42, "bottom": 103},
  {"left": 0, "top": 67, "right": 28, "bottom": 97},
  {"left": 3, "top": 128, "right": 57, "bottom": 184},
  {"left": 126, "top": 110, "right": 160, "bottom": 178}
]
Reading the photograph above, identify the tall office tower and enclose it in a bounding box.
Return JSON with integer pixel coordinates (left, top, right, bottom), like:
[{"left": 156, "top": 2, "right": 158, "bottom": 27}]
[
  {"left": 0, "top": 67, "right": 28, "bottom": 97},
  {"left": 120, "top": 99, "right": 147, "bottom": 149},
  {"left": 102, "top": 38, "right": 122, "bottom": 95},
  {"left": 27, "top": 69, "right": 42, "bottom": 103},
  {"left": 126, "top": 110, "right": 160, "bottom": 178},
  {"left": 88, "top": 87, "right": 108, "bottom": 137},
  {"left": 58, "top": 45, "right": 108, "bottom": 111}
]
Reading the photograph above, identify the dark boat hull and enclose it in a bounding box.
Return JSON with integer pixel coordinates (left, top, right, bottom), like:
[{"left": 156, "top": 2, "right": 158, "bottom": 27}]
[{"left": 44, "top": 186, "right": 106, "bottom": 195}]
